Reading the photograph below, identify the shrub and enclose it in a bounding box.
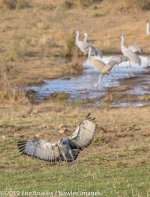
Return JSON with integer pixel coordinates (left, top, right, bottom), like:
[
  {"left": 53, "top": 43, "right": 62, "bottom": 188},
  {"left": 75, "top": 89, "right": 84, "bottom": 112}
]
[
  {"left": 69, "top": 57, "right": 84, "bottom": 75},
  {"left": 0, "top": 61, "right": 28, "bottom": 104},
  {"left": 0, "top": 0, "right": 30, "bottom": 9},
  {"left": 60, "top": 0, "right": 103, "bottom": 9},
  {"left": 135, "top": 0, "right": 150, "bottom": 10},
  {"left": 16, "top": 0, "right": 30, "bottom": 9},
  {"left": 0, "top": 0, "right": 17, "bottom": 9},
  {"left": 63, "top": 32, "right": 75, "bottom": 57},
  {"left": 60, "top": 0, "right": 74, "bottom": 10},
  {"left": 44, "top": 92, "right": 70, "bottom": 101},
  {"left": 75, "top": 0, "right": 103, "bottom": 8}
]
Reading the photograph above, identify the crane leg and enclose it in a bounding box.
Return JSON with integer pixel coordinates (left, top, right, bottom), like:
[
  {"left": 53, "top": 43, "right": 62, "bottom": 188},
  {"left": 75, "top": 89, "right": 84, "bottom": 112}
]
[
  {"left": 94, "top": 73, "right": 99, "bottom": 88},
  {"left": 69, "top": 149, "right": 75, "bottom": 161},
  {"left": 127, "top": 61, "right": 132, "bottom": 77},
  {"left": 94, "top": 74, "right": 104, "bottom": 87},
  {"left": 61, "top": 151, "right": 67, "bottom": 162},
  {"left": 147, "top": 57, "right": 150, "bottom": 66}
]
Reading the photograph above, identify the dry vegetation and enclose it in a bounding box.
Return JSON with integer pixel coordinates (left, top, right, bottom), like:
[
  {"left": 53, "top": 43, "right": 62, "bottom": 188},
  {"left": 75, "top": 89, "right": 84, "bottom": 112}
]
[
  {"left": 0, "top": 0, "right": 150, "bottom": 97},
  {"left": 0, "top": 0, "right": 150, "bottom": 195}
]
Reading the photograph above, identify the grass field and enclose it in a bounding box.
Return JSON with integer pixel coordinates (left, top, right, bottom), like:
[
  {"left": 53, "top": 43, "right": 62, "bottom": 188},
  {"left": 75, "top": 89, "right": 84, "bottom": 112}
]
[
  {"left": 0, "top": 102, "right": 150, "bottom": 196},
  {"left": 0, "top": 0, "right": 150, "bottom": 196}
]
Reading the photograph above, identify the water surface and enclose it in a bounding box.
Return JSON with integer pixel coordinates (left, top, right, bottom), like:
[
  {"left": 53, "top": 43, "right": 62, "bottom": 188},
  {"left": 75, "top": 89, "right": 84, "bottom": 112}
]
[{"left": 27, "top": 55, "right": 150, "bottom": 106}]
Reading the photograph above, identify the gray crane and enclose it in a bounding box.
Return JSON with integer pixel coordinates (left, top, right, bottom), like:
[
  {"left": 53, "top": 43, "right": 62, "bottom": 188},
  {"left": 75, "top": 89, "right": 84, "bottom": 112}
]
[
  {"left": 120, "top": 35, "right": 141, "bottom": 66},
  {"left": 88, "top": 47, "right": 117, "bottom": 87},
  {"left": 110, "top": 55, "right": 129, "bottom": 77},
  {"left": 75, "top": 30, "right": 89, "bottom": 55},
  {"left": 110, "top": 55, "right": 129, "bottom": 65},
  {"left": 83, "top": 32, "right": 103, "bottom": 57},
  {"left": 128, "top": 44, "right": 143, "bottom": 54},
  {"left": 17, "top": 113, "right": 96, "bottom": 163}
]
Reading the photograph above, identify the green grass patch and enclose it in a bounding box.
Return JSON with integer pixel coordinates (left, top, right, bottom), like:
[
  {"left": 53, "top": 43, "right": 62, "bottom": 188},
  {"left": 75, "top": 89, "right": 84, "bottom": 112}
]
[{"left": 0, "top": 137, "right": 149, "bottom": 196}]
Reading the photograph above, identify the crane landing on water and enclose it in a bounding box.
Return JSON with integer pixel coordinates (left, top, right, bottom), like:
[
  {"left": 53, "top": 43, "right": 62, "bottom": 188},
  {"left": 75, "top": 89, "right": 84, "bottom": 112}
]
[{"left": 87, "top": 47, "right": 118, "bottom": 87}]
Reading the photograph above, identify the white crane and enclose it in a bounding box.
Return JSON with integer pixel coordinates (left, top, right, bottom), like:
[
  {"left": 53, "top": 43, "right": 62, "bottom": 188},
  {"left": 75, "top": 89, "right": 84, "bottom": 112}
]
[
  {"left": 83, "top": 32, "right": 103, "bottom": 57},
  {"left": 18, "top": 113, "right": 96, "bottom": 163},
  {"left": 146, "top": 20, "right": 150, "bottom": 35},
  {"left": 88, "top": 47, "right": 117, "bottom": 87},
  {"left": 120, "top": 35, "right": 141, "bottom": 66}
]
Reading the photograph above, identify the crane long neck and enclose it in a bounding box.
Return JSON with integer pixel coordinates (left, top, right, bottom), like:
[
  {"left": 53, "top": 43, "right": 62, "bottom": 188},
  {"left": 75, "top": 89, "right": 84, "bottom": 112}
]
[
  {"left": 84, "top": 33, "right": 88, "bottom": 42},
  {"left": 76, "top": 31, "right": 80, "bottom": 44},
  {"left": 146, "top": 22, "right": 150, "bottom": 35},
  {"left": 121, "top": 36, "right": 126, "bottom": 50}
]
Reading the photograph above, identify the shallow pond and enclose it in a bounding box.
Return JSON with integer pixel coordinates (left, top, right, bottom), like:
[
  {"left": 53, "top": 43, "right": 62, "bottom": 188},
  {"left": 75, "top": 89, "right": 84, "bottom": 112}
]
[{"left": 27, "top": 55, "right": 150, "bottom": 106}]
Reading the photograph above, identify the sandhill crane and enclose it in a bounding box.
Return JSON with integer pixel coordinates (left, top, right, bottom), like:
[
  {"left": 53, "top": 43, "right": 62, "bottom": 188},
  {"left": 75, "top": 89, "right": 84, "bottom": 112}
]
[
  {"left": 83, "top": 32, "right": 88, "bottom": 42},
  {"left": 110, "top": 55, "right": 129, "bottom": 65},
  {"left": 128, "top": 44, "right": 143, "bottom": 54},
  {"left": 75, "top": 30, "right": 89, "bottom": 55},
  {"left": 88, "top": 47, "right": 117, "bottom": 87},
  {"left": 146, "top": 20, "right": 150, "bottom": 35},
  {"left": 17, "top": 113, "right": 96, "bottom": 163},
  {"left": 83, "top": 32, "right": 103, "bottom": 57},
  {"left": 120, "top": 35, "right": 141, "bottom": 66},
  {"left": 110, "top": 55, "right": 130, "bottom": 77}
]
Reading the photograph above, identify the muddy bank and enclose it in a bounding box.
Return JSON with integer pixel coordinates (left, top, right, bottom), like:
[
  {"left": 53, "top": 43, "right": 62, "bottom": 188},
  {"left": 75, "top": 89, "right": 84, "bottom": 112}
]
[{"left": 101, "top": 68, "right": 150, "bottom": 107}]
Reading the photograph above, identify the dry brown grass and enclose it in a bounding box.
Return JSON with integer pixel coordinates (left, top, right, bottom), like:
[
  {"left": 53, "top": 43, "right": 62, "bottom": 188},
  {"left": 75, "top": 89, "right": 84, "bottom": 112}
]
[
  {"left": 75, "top": 0, "right": 103, "bottom": 8},
  {"left": 60, "top": 0, "right": 74, "bottom": 10},
  {"left": 135, "top": 0, "right": 150, "bottom": 10},
  {"left": 0, "top": 0, "right": 30, "bottom": 9},
  {"left": 44, "top": 92, "right": 70, "bottom": 101},
  {"left": 68, "top": 56, "right": 84, "bottom": 74},
  {"left": 63, "top": 32, "right": 75, "bottom": 57},
  {"left": 0, "top": 0, "right": 16, "bottom": 9},
  {"left": 0, "top": 61, "right": 28, "bottom": 104},
  {"left": 0, "top": 0, "right": 150, "bottom": 102},
  {"left": 59, "top": 0, "right": 103, "bottom": 10}
]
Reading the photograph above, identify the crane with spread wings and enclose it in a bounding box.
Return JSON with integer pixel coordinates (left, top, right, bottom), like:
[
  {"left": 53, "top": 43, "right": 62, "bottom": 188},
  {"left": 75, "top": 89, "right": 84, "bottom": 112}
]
[{"left": 17, "top": 113, "right": 96, "bottom": 163}]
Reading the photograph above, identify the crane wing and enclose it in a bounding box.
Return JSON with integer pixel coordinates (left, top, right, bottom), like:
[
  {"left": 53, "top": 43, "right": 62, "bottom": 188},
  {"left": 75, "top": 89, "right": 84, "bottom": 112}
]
[
  {"left": 68, "top": 113, "right": 96, "bottom": 149},
  {"left": 128, "top": 44, "right": 142, "bottom": 53},
  {"left": 17, "top": 139, "right": 61, "bottom": 162},
  {"left": 90, "top": 45, "right": 100, "bottom": 56},
  {"left": 123, "top": 48, "right": 141, "bottom": 65}
]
